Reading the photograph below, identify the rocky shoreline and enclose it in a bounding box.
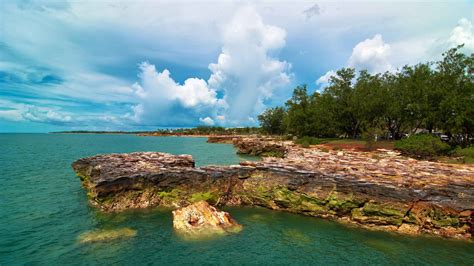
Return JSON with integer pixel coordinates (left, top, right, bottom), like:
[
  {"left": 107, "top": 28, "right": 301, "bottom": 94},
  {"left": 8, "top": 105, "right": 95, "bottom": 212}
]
[{"left": 72, "top": 137, "right": 473, "bottom": 240}]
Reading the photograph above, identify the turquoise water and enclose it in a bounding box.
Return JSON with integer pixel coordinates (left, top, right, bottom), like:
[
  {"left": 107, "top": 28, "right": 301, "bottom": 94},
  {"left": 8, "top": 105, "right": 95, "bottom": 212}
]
[{"left": 1, "top": 134, "right": 473, "bottom": 265}]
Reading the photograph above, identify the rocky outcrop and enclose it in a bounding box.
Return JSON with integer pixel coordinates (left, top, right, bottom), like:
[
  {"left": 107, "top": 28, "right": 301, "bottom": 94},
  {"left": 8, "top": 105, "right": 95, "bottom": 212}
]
[
  {"left": 172, "top": 201, "right": 242, "bottom": 238},
  {"left": 72, "top": 148, "right": 474, "bottom": 240},
  {"left": 207, "top": 136, "right": 289, "bottom": 157},
  {"left": 207, "top": 135, "right": 238, "bottom": 144},
  {"left": 232, "top": 137, "right": 290, "bottom": 157}
]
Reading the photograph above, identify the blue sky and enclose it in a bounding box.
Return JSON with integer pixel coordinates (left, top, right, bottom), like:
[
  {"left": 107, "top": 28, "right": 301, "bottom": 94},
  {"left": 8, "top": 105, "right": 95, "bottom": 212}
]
[{"left": 0, "top": 0, "right": 473, "bottom": 132}]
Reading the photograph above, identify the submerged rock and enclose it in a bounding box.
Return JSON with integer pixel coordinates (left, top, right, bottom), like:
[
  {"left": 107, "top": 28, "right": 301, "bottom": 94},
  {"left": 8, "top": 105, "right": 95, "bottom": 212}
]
[
  {"left": 78, "top": 228, "right": 137, "bottom": 243},
  {"left": 172, "top": 201, "right": 242, "bottom": 238}
]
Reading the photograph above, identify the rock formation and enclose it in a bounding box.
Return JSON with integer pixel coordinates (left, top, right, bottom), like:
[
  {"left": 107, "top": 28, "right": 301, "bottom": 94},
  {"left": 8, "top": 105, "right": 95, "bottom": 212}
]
[
  {"left": 172, "top": 201, "right": 242, "bottom": 238},
  {"left": 232, "top": 137, "right": 290, "bottom": 157},
  {"left": 207, "top": 135, "right": 237, "bottom": 144},
  {"left": 72, "top": 142, "right": 474, "bottom": 240},
  {"left": 207, "top": 135, "right": 289, "bottom": 157}
]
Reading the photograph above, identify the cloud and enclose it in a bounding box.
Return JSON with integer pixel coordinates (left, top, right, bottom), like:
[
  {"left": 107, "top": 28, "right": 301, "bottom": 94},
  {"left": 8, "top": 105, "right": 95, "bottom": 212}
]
[
  {"left": 0, "top": 99, "right": 130, "bottom": 128},
  {"left": 129, "top": 62, "right": 223, "bottom": 126},
  {"left": 1, "top": 1, "right": 471, "bottom": 131},
  {"left": 348, "top": 34, "right": 392, "bottom": 73},
  {"left": 207, "top": 6, "right": 291, "bottom": 125},
  {"left": 303, "top": 3, "right": 321, "bottom": 20},
  {"left": 316, "top": 18, "right": 474, "bottom": 88},
  {"left": 16, "top": 0, "right": 70, "bottom": 11},
  {"left": 316, "top": 34, "right": 391, "bottom": 88},
  {"left": 0, "top": 100, "right": 71, "bottom": 124},
  {"left": 315, "top": 70, "right": 336, "bottom": 87},
  {"left": 133, "top": 62, "right": 219, "bottom": 108},
  {"left": 130, "top": 6, "right": 291, "bottom": 126},
  {"left": 199, "top": 117, "right": 215, "bottom": 126},
  {"left": 448, "top": 18, "right": 474, "bottom": 50}
]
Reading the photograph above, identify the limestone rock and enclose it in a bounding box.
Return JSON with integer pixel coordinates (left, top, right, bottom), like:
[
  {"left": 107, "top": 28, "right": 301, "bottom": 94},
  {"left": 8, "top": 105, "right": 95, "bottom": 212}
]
[
  {"left": 233, "top": 137, "right": 289, "bottom": 157},
  {"left": 172, "top": 201, "right": 242, "bottom": 238},
  {"left": 207, "top": 135, "right": 238, "bottom": 144},
  {"left": 71, "top": 140, "right": 474, "bottom": 240}
]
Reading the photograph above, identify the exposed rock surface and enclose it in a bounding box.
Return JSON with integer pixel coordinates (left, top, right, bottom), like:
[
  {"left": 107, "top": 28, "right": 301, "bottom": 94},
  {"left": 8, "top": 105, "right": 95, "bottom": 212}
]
[
  {"left": 207, "top": 135, "right": 238, "bottom": 144},
  {"left": 207, "top": 136, "right": 289, "bottom": 157},
  {"left": 172, "top": 201, "right": 242, "bottom": 238},
  {"left": 72, "top": 143, "right": 474, "bottom": 240},
  {"left": 232, "top": 137, "right": 290, "bottom": 157}
]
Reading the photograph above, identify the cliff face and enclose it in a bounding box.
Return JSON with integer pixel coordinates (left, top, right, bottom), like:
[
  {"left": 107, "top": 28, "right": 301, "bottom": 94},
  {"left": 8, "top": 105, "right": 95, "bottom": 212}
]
[{"left": 72, "top": 146, "right": 473, "bottom": 240}]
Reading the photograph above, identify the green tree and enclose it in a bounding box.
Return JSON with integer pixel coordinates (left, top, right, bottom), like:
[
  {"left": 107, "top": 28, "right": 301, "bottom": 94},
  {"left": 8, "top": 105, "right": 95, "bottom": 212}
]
[
  {"left": 435, "top": 45, "right": 473, "bottom": 145},
  {"left": 285, "top": 85, "right": 311, "bottom": 136},
  {"left": 257, "top": 46, "right": 473, "bottom": 146},
  {"left": 306, "top": 92, "right": 339, "bottom": 137},
  {"left": 257, "top": 107, "right": 286, "bottom": 135},
  {"left": 324, "top": 68, "right": 358, "bottom": 137}
]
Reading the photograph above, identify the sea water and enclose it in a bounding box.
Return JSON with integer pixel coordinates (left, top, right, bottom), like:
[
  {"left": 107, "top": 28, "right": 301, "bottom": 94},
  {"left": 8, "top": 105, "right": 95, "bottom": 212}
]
[{"left": 1, "top": 134, "right": 473, "bottom": 265}]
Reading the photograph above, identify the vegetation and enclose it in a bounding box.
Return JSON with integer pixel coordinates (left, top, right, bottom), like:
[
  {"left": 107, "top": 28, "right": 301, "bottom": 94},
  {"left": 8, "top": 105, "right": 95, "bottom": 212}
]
[
  {"left": 257, "top": 45, "right": 473, "bottom": 147},
  {"left": 451, "top": 146, "right": 474, "bottom": 163},
  {"left": 394, "top": 135, "right": 450, "bottom": 159},
  {"left": 55, "top": 126, "right": 262, "bottom": 135},
  {"left": 257, "top": 107, "right": 286, "bottom": 135},
  {"left": 152, "top": 126, "right": 262, "bottom": 135},
  {"left": 295, "top": 136, "right": 330, "bottom": 147}
]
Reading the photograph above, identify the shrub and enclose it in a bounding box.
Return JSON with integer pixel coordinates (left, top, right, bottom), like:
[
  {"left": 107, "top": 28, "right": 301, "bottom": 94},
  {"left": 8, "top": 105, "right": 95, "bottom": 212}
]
[
  {"left": 301, "top": 141, "right": 310, "bottom": 148},
  {"left": 452, "top": 146, "right": 474, "bottom": 157},
  {"left": 451, "top": 146, "right": 474, "bottom": 164},
  {"left": 395, "top": 134, "right": 451, "bottom": 159},
  {"left": 295, "top": 136, "right": 328, "bottom": 146}
]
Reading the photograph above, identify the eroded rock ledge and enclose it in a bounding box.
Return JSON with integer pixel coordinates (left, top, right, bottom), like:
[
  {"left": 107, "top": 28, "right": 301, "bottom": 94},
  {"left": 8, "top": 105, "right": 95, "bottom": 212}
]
[
  {"left": 208, "top": 136, "right": 290, "bottom": 157},
  {"left": 72, "top": 148, "right": 473, "bottom": 240}
]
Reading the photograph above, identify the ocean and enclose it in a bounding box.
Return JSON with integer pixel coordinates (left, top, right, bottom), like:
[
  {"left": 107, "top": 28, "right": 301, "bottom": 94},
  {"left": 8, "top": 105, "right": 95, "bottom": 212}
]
[{"left": 1, "top": 133, "right": 472, "bottom": 265}]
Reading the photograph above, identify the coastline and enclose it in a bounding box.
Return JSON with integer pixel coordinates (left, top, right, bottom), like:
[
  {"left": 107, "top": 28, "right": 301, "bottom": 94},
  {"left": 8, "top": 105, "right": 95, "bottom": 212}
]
[{"left": 71, "top": 136, "right": 473, "bottom": 240}]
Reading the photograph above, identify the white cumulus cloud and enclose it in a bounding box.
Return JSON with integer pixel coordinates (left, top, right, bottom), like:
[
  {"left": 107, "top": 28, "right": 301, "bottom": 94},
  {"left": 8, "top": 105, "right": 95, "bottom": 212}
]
[
  {"left": 199, "top": 117, "right": 215, "bottom": 126},
  {"left": 348, "top": 34, "right": 392, "bottom": 73},
  {"left": 316, "top": 34, "right": 391, "bottom": 88},
  {"left": 448, "top": 18, "right": 474, "bottom": 50},
  {"left": 316, "top": 70, "right": 336, "bottom": 87},
  {"left": 130, "top": 62, "right": 223, "bottom": 126},
  {"left": 207, "top": 6, "right": 291, "bottom": 125},
  {"left": 130, "top": 6, "right": 291, "bottom": 127}
]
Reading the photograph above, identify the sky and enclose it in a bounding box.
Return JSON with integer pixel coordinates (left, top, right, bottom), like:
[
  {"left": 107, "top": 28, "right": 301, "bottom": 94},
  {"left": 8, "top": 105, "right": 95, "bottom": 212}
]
[{"left": 0, "top": 0, "right": 473, "bottom": 132}]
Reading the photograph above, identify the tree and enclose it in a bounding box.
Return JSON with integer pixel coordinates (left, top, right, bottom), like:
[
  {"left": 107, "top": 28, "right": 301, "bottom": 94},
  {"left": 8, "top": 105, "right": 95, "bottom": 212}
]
[
  {"left": 324, "top": 68, "right": 358, "bottom": 137},
  {"left": 352, "top": 70, "right": 386, "bottom": 142},
  {"left": 257, "top": 107, "right": 286, "bottom": 135},
  {"left": 257, "top": 46, "right": 473, "bottom": 145},
  {"left": 307, "top": 92, "right": 339, "bottom": 137},
  {"left": 435, "top": 45, "right": 474, "bottom": 145},
  {"left": 285, "top": 85, "right": 311, "bottom": 136}
]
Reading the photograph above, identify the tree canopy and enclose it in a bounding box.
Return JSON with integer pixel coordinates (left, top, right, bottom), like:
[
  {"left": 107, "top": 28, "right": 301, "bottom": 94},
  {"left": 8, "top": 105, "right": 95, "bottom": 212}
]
[{"left": 257, "top": 45, "right": 473, "bottom": 145}]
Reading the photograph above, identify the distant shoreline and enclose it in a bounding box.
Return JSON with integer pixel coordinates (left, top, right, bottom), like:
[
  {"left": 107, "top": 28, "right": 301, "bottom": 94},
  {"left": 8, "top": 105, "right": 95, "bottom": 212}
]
[
  {"left": 50, "top": 131, "right": 149, "bottom": 134},
  {"left": 49, "top": 130, "right": 259, "bottom": 138}
]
